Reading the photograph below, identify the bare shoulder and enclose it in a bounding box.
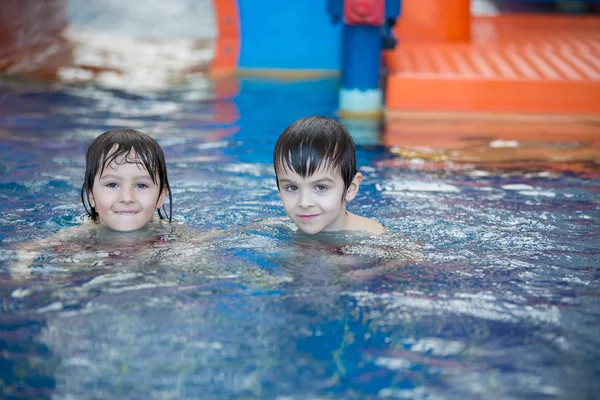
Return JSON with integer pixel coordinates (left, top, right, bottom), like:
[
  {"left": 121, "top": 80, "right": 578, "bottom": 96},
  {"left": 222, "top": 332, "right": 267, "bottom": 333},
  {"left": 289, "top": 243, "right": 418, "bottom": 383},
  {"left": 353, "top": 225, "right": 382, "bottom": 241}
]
[
  {"left": 15, "top": 222, "right": 91, "bottom": 251},
  {"left": 361, "top": 216, "right": 386, "bottom": 235},
  {"left": 49, "top": 223, "right": 95, "bottom": 243},
  {"left": 348, "top": 213, "right": 386, "bottom": 235},
  {"left": 9, "top": 222, "right": 93, "bottom": 278}
]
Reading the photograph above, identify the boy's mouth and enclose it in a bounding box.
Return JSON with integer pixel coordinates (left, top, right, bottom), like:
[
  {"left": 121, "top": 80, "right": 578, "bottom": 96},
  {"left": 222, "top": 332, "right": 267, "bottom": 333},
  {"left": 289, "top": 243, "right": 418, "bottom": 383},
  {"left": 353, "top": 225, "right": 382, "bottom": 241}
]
[
  {"left": 115, "top": 211, "right": 139, "bottom": 216},
  {"left": 298, "top": 214, "right": 319, "bottom": 221}
]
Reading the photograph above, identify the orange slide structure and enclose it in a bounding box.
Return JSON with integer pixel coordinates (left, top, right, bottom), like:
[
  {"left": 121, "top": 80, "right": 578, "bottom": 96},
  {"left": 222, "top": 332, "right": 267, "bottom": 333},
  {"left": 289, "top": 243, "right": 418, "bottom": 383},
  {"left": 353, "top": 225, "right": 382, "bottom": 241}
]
[
  {"left": 385, "top": 0, "right": 600, "bottom": 118},
  {"left": 383, "top": 0, "right": 600, "bottom": 172}
]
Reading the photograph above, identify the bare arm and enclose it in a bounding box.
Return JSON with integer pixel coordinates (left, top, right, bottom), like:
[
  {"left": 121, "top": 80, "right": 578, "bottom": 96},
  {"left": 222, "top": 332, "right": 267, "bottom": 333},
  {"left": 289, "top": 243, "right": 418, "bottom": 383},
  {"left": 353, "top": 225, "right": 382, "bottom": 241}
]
[{"left": 8, "top": 223, "right": 91, "bottom": 278}]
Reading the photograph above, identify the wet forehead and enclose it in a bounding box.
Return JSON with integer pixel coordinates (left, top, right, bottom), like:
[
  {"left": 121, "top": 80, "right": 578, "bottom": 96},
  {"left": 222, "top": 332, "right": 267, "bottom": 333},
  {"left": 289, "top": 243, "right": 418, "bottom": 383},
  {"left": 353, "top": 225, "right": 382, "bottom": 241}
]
[
  {"left": 102, "top": 161, "right": 147, "bottom": 173},
  {"left": 99, "top": 149, "right": 151, "bottom": 177},
  {"left": 277, "top": 164, "right": 342, "bottom": 183}
]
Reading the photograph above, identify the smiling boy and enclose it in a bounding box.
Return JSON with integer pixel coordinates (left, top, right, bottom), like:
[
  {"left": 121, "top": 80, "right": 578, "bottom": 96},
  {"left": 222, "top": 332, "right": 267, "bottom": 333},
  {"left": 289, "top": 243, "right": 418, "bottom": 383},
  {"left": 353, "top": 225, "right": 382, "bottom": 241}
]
[
  {"left": 88, "top": 156, "right": 167, "bottom": 232},
  {"left": 273, "top": 116, "right": 385, "bottom": 235},
  {"left": 82, "top": 129, "right": 170, "bottom": 232}
]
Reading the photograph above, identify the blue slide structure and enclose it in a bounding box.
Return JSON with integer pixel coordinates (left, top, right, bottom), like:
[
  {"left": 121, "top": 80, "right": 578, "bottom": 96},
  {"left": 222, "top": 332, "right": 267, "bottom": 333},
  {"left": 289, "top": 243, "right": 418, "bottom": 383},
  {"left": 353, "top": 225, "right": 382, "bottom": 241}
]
[{"left": 236, "top": 0, "right": 401, "bottom": 118}]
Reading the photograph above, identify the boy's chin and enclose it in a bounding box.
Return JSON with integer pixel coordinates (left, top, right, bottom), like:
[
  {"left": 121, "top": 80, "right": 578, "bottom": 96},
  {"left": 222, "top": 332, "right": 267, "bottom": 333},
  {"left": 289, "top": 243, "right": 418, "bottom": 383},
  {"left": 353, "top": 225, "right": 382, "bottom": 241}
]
[
  {"left": 295, "top": 224, "right": 325, "bottom": 235},
  {"left": 97, "top": 222, "right": 152, "bottom": 234}
]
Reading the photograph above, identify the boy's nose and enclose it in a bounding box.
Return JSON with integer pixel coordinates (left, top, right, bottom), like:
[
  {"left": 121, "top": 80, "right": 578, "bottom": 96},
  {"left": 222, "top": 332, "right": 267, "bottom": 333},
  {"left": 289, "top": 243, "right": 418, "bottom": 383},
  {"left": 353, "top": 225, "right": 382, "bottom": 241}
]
[
  {"left": 119, "top": 186, "right": 135, "bottom": 204},
  {"left": 298, "top": 190, "right": 314, "bottom": 208}
]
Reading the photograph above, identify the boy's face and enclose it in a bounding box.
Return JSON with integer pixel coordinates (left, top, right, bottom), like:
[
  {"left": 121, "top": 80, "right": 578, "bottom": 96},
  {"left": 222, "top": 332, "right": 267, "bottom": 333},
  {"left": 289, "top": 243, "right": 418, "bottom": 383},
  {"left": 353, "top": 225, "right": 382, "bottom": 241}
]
[
  {"left": 277, "top": 165, "right": 361, "bottom": 234},
  {"left": 89, "top": 153, "right": 166, "bottom": 232}
]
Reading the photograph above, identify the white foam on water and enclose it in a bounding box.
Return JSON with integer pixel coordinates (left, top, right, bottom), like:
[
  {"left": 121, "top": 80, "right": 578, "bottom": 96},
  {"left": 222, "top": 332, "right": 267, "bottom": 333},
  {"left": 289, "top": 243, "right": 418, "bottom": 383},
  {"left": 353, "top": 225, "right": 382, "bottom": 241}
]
[
  {"left": 37, "top": 302, "right": 64, "bottom": 313},
  {"left": 12, "top": 288, "right": 32, "bottom": 298},
  {"left": 346, "top": 291, "right": 561, "bottom": 325},
  {"left": 378, "top": 180, "right": 460, "bottom": 193},
  {"left": 519, "top": 190, "right": 556, "bottom": 198},
  {"left": 83, "top": 272, "right": 140, "bottom": 287},
  {"left": 375, "top": 357, "right": 411, "bottom": 370},
  {"left": 502, "top": 184, "right": 534, "bottom": 191}
]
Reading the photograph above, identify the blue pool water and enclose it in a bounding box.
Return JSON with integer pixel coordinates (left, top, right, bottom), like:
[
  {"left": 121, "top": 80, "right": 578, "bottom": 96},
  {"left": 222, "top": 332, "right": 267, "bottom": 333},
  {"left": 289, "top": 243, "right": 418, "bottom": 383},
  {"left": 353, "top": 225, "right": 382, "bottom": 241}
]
[{"left": 1, "top": 76, "right": 599, "bottom": 399}]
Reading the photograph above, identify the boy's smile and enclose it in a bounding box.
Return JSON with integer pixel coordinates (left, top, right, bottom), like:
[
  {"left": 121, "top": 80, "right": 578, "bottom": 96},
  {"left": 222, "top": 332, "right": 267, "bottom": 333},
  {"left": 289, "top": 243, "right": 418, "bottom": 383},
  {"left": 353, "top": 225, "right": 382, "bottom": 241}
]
[
  {"left": 277, "top": 166, "right": 360, "bottom": 235},
  {"left": 298, "top": 214, "right": 319, "bottom": 221}
]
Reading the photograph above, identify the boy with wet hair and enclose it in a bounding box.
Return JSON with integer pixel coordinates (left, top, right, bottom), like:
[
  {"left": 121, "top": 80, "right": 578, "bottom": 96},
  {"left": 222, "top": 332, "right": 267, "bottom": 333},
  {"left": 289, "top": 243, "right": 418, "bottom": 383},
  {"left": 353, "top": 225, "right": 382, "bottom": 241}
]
[
  {"left": 10, "top": 128, "right": 176, "bottom": 277},
  {"left": 273, "top": 116, "right": 385, "bottom": 235},
  {"left": 81, "top": 128, "right": 172, "bottom": 230}
]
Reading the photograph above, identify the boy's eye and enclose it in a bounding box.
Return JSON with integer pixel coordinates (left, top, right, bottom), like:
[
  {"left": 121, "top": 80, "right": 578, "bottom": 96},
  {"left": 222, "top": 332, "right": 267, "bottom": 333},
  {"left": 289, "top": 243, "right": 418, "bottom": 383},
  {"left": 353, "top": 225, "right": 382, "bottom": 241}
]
[
  {"left": 315, "top": 184, "right": 328, "bottom": 192},
  {"left": 285, "top": 185, "right": 297, "bottom": 192},
  {"left": 105, "top": 182, "right": 118, "bottom": 188},
  {"left": 136, "top": 182, "right": 150, "bottom": 189}
]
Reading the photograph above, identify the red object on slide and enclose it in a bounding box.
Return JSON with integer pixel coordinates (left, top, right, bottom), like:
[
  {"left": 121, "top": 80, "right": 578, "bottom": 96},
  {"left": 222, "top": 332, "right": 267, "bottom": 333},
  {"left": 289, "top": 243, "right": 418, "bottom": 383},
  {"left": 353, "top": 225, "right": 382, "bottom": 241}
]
[{"left": 344, "top": 0, "right": 385, "bottom": 26}]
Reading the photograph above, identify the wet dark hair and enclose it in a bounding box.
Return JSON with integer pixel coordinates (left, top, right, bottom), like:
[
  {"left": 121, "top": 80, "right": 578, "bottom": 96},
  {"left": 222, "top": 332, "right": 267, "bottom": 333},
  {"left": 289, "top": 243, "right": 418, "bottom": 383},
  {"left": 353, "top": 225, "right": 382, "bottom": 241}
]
[
  {"left": 81, "top": 128, "right": 172, "bottom": 222},
  {"left": 273, "top": 116, "right": 357, "bottom": 195}
]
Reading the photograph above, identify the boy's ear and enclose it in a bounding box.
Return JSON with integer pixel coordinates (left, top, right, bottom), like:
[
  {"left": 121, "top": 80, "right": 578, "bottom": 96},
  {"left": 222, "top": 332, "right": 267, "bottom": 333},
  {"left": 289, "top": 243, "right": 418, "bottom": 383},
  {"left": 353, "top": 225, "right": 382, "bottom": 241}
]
[
  {"left": 156, "top": 185, "right": 168, "bottom": 209},
  {"left": 345, "top": 172, "right": 363, "bottom": 202},
  {"left": 88, "top": 190, "right": 96, "bottom": 208}
]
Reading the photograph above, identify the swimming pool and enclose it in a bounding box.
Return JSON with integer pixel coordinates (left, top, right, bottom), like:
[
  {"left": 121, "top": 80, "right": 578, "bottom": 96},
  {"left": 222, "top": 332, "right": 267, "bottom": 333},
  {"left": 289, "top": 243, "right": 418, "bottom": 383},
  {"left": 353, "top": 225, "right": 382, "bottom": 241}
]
[{"left": 1, "top": 74, "right": 599, "bottom": 399}]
